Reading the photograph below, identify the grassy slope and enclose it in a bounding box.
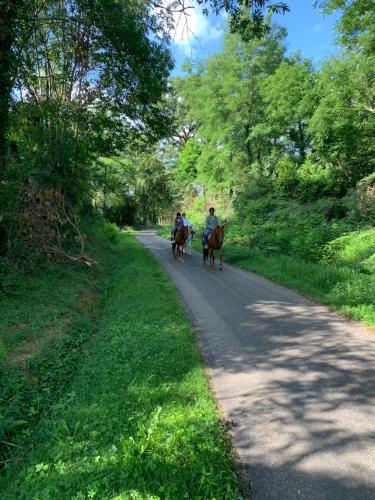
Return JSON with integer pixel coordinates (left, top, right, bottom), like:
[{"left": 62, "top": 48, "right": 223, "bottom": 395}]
[
  {"left": 158, "top": 226, "right": 375, "bottom": 330},
  {"left": 0, "top": 225, "right": 238, "bottom": 499},
  {"left": 222, "top": 245, "right": 375, "bottom": 329}
]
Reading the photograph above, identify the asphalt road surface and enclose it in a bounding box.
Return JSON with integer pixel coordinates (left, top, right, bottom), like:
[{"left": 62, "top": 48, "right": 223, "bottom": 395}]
[{"left": 136, "top": 231, "right": 375, "bottom": 500}]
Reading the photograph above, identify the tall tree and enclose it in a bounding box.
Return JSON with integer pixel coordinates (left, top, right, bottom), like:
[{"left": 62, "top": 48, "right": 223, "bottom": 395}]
[
  {"left": 308, "top": 56, "right": 375, "bottom": 190},
  {"left": 0, "top": 0, "right": 26, "bottom": 172},
  {"left": 175, "top": 27, "right": 286, "bottom": 193},
  {"left": 0, "top": 0, "right": 291, "bottom": 178},
  {"left": 261, "top": 57, "right": 317, "bottom": 160},
  {"left": 7, "top": 0, "right": 173, "bottom": 199}
]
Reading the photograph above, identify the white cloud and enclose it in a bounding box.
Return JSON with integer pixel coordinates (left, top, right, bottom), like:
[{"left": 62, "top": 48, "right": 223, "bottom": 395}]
[{"left": 171, "top": 3, "right": 223, "bottom": 54}]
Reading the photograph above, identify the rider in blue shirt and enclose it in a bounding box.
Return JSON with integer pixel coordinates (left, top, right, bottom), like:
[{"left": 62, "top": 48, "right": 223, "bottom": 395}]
[{"left": 204, "top": 207, "right": 219, "bottom": 248}]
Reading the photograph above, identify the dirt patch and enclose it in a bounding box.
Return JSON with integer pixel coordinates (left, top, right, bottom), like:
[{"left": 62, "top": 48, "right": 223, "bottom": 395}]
[
  {"left": 79, "top": 288, "right": 98, "bottom": 312},
  {"left": 7, "top": 322, "right": 28, "bottom": 334},
  {"left": 5, "top": 316, "right": 71, "bottom": 369},
  {"left": 44, "top": 316, "right": 70, "bottom": 339},
  {"left": 7, "top": 336, "right": 44, "bottom": 368}
]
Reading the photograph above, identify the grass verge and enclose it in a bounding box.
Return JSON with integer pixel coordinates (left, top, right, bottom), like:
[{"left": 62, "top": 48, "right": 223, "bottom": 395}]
[
  {"left": 0, "top": 223, "right": 238, "bottom": 499},
  {"left": 157, "top": 227, "right": 375, "bottom": 330}
]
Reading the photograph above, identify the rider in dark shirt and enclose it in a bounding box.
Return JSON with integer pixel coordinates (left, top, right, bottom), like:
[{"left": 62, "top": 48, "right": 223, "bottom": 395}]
[{"left": 173, "top": 212, "right": 184, "bottom": 239}]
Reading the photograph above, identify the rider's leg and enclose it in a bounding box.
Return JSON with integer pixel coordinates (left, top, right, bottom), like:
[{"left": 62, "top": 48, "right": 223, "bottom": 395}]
[{"left": 204, "top": 228, "right": 211, "bottom": 248}]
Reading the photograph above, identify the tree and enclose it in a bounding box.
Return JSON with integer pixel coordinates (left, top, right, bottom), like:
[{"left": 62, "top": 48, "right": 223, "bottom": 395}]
[
  {"left": 151, "top": 0, "right": 289, "bottom": 39},
  {"left": 261, "top": 57, "right": 317, "bottom": 160},
  {"left": 319, "top": 0, "right": 375, "bottom": 53},
  {"left": 94, "top": 150, "right": 174, "bottom": 226},
  {"left": 135, "top": 152, "right": 174, "bottom": 225},
  {"left": 308, "top": 56, "right": 375, "bottom": 190},
  {"left": 11, "top": 1, "right": 172, "bottom": 190},
  {"left": 174, "top": 27, "right": 286, "bottom": 194},
  {"left": 0, "top": 0, "right": 291, "bottom": 181},
  {"left": 0, "top": 1, "right": 26, "bottom": 172}
]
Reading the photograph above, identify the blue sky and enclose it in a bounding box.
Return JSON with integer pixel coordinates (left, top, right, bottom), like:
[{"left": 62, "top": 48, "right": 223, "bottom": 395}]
[{"left": 170, "top": 0, "right": 341, "bottom": 75}]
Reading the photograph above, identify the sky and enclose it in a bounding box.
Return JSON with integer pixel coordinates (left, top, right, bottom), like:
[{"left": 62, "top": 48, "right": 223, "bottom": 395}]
[{"left": 170, "top": 0, "right": 341, "bottom": 75}]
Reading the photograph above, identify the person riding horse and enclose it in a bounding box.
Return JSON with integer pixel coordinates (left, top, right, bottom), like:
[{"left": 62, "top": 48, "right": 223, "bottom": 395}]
[
  {"left": 171, "top": 212, "right": 188, "bottom": 260},
  {"left": 173, "top": 212, "right": 184, "bottom": 240},
  {"left": 203, "top": 207, "right": 219, "bottom": 249},
  {"left": 203, "top": 207, "right": 224, "bottom": 269},
  {"left": 182, "top": 212, "right": 194, "bottom": 255}
]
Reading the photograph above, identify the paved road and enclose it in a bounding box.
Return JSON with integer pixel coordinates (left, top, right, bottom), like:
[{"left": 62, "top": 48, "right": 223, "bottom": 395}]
[{"left": 136, "top": 231, "right": 375, "bottom": 500}]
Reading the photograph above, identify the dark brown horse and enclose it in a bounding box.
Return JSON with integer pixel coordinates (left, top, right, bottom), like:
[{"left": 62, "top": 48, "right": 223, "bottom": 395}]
[
  {"left": 172, "top": 226, "right": 188, "bottom": 261},
  {"left": 203, "top": 226, "right": 224, "bottom": 270}
]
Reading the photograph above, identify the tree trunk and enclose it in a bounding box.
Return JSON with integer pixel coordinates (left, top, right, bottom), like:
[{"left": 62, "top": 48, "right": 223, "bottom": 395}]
[
  {"left": 0, "top": 1, "right": 15, "bottom": 173},
  {"left": 297, "top": 121, "right": 306, "bottom": 161}
]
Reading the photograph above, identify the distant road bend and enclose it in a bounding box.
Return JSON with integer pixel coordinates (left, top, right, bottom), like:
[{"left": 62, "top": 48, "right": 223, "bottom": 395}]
[{"left": 136, "top": 231, "right": 375, "bottom": 500}]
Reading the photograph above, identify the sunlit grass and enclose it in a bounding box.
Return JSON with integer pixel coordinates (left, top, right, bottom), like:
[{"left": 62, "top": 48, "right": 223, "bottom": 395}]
[
  {"left": 0, "top": 227, "right": 238, "bottom": 499},
  {"left": 222, "top": 244, "right": 375, "bottom": 330},
  {"left": 158, "top": 226, "right": 375, "bottom": 330}
]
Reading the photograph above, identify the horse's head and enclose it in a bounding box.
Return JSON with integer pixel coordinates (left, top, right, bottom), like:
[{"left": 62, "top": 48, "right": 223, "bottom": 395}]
[
  {"left": 212, "top": 225, "right": 224, "bottom": 247},
  {"left": 176, "top": 226, "right": 188, "bottom": 243}
]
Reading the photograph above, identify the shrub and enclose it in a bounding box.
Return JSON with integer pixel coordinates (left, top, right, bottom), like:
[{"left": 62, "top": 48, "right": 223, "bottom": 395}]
[
  {"left": 324, "top": 229, "right": 375, "bottom": 272},
  {"left": 273, "top": 158, "right": 299, "bottom": 195}
]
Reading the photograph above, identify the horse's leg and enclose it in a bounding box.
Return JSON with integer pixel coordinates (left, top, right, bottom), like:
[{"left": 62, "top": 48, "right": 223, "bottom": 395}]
[
  {"left": 219, "top": 247, "right": 223, "bottom": 271},
  {"left": 177, "top": 244, "right": 182, "bottom": 262},
  {"left": 203, "top": 243, "right": 208, "bottom": 263},
  {"left": 210, "top": 248, "right": 214, "bottom": 269}
]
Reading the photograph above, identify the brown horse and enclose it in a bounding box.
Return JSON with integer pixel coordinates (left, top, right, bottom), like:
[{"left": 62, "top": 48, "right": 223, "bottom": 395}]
[
  {"left": 203, "top": 226, "right": 224, "bottom": 270},
  {"left": 172, "top": 226, "right": 188, "bottom": 261}
]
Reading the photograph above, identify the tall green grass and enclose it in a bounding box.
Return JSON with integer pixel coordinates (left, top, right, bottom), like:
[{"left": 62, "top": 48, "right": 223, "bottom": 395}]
[
  {"left": 221, "top": 233, "right": 375, "bottom": 330},
  {"left": 0, "top": 225, "right": 239, "bottom": 499},
  {"left": 158, "top": 226, "right": 375, "bottom": 330}
]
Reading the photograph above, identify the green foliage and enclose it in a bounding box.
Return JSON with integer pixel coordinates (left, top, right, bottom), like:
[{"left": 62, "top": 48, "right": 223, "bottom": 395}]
[
  {"left": 308, "top": 55, "right": 375, "bottom": 191},
  {"left": 170, "top": 3, "right": 375, "bottom": 222},
  {"left": 94, "top": 150, "right": 175, "bottom": 227},
  {"left": 262, "top": 57, "right": 317, "bottom": 159},
  {"left": 273, "top": 158, "right": 299, "bottom": 194},
  {"left": 295, "top": 160, "right": 338, "bottom": 200},
  {"left": 0, "top": 221, "right": 105, "bottom": 465},
  {"left": 0, "top": 228, "right": 238, "bottom": 498},
  {"left": 174, "top": 28, "right": 286, "bottom": 192},
  {"left": 324, "top": 229, "right": 375, "bottom": 273},
  {"left": 193, "top": 1, "right": 289, "bottom": 40},
  {"left": 321, "top": 0, "right": 375, "bottom": 53},
  {"left": 177, "top": 139, "right": 201, "bottom": 186},
  {"left": 1, "top": 0, "right": 175, "bottom": 255},
  {"left": 101, "top": 222, "right": 121, "bottom": 243}
]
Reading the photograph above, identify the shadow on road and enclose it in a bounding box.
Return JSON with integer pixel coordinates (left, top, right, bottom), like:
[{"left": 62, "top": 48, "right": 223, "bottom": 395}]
[{"left": 137, "top": 232, "right": 375, "bottom": 499}]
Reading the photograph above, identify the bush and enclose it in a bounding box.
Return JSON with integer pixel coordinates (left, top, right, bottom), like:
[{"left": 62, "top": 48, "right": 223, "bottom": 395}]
[
  {"left": 231, "top": 195, "right": 343, "bottom": 261},
  {"left": 273, "top": 158, "right": 299, "bottom": 195},
  {"left": 101, "top": 222, "right": 120, "bottom": 243},
  {"left": 324, "top": 229, "right": 375, "bottom": 272},
  {"left": 296, "top": 160, "right": 338, "bottom": 201}
]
